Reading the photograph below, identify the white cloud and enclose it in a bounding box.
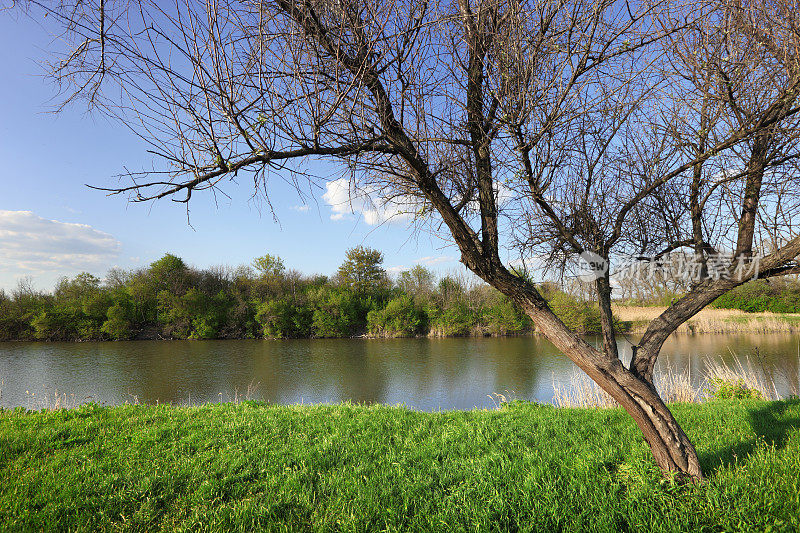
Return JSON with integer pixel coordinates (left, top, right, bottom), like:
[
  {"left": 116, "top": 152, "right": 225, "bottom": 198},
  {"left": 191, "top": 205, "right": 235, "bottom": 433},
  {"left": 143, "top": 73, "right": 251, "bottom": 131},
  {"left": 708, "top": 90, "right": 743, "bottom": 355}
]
[
  {"left": 386, "top": 265, "right": 408, "bottom": 274},
  {"left": 290, "top": 205, "right": 310, "bottom": 212},
  {"left": 0, "top": 210, "right": 121, "bottom": 279},
  {"left": 322, "top": 178, "right": 516, "bottom": 226},
  {"left": 322, "top": 179, "right": 417, "bottom": 226}
]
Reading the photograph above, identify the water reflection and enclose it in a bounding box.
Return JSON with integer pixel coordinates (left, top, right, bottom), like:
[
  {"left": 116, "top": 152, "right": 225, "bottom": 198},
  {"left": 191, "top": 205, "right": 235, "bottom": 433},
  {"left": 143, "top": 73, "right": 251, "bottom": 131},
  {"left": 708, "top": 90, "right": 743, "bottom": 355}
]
[{"left": 1, "top": 334, "right": 798, "bottom": 411}]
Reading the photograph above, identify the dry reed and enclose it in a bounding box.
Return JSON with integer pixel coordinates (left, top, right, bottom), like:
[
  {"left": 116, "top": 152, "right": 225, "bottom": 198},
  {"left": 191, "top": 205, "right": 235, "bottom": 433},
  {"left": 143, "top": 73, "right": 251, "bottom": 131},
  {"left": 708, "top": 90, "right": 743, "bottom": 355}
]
[
  {"left": 553, "top": 372, "right": 618, "bottom": 408},
  {"left": 22, "top": 388, "right": 81, "bottom": 410},
  {"left": 655, "top": 365, "right": 701, "bottom": 403},
  {"left": 551, "top": 354, "right": 780, "bottom": 408},
  {"left": 703, "top": 355, "right": 780, "bottom": 400},
  {"left": 613, "top": 306, "right": 800, "bottom": 334}
]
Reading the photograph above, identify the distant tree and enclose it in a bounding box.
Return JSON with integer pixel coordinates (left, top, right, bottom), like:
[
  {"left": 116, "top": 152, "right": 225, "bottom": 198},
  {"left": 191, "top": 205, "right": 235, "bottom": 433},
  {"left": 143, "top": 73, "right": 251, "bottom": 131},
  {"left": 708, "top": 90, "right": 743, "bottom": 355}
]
[
  {"left": 397, "top": 265, "right": 435, "bottom": 300},
  {"left": 253, "top": 254, "right": 286, "bottom": 279},
  {"left": 336, "top": 246, "right": 389, "bottom": 295},
  {"left": 104, "top": 267, "right": 131, "bottom": 290}
]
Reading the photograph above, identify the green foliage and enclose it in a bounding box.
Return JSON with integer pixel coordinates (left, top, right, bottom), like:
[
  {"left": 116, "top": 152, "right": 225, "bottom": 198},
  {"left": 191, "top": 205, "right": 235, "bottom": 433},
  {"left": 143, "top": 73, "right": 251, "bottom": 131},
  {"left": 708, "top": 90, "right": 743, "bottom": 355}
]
[
  {"left": 367, "top": 295, "right": 423, "bottom": 337},
  {"left": 706, "top": 378, "right": 765, "bottom": 400},
  {"left": 255, "top": 299, "right": 311, "bottom": 338},
  {"left": 547, "top": 290, "right": 602, "bottom": 334},
  {"left": 157, "top": 288, "right": 231, "bottom": 339},
  {"left": 309, "top": 286, "right": 360, "bottom": 338},
  {"left": 0, "top": 248, "right": 710, "bottom": 341},
  {"left": 396, "top": 265, "right": 435, "bottom": 299},
  {"left": 148, "top": 254, "right": 190, "bottom": 294},
  {"left": 1, "top": 400, "right": 799, "bottom": 531},
  {"left": 484, "top": 294, "right": 532, "bottom": 335},
  {"left": 713, "top": 279, "right": 800, "bottom": 313},
  {"left": 252, "top": 254, "right": 285, "bottom": 279},
  {"left": 102, "top": 301, "right": 134, "bottom": 340},
  {"left": 31, "top": 309, "right": 79, "bottom": 340},
  {"left": 336, "top": 246, "right": 388, "bottom": 296},
  {"left": 430, "top": 300, "right": 473, "bottom": 336},
  {"left": 436, "top": 275, "right": 465, "bottom": 304}
]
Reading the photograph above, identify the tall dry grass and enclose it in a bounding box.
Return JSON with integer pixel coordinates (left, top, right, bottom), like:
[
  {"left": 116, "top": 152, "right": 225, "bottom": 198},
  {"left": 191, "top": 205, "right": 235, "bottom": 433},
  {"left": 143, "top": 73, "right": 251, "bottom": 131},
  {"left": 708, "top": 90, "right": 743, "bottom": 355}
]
[
  {"left": 552, "top": 355, "right": 781, "bottom": 408},
  {"left": 553, "top": 372, "right": 618, "bottom": 408},
  {"left": 614, "top": 306, "right": 800, "bottom": 334},
  {"left": 615, "top": 306, "right": 800, "bottom": 333},
  {"left": 20, "top": 388, "right": 81, "bottom": 410},
  {"left": 704, "top": 355, "right": 780, "bottom": 400}
]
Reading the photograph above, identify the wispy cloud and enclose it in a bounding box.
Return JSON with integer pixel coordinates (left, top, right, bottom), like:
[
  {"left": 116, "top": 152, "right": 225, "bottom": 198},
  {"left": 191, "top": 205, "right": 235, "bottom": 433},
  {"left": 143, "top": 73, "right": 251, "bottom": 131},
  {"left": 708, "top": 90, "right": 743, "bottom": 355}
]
[
  {"left": 290, "top": 205, "right": 310, "bottom": 212},
  {"left": 0, "top": 210, "right": 121, "bottom": 279},
  {"left": 414, "top": 255, "right": 455, "bottom": 266},
  {"left": 386, "top": 256, "right": 455, "bottom": 276}
]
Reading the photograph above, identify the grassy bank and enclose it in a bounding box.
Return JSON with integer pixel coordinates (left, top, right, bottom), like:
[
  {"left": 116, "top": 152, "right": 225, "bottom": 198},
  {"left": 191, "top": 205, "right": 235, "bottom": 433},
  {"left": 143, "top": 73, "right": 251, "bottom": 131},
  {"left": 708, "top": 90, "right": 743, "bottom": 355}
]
[
  {"left": 614, "top": 305, "right": 800, "bottom": 333},
  {"left": 1, "top": 401, "right": 799, "bottom": 531}
]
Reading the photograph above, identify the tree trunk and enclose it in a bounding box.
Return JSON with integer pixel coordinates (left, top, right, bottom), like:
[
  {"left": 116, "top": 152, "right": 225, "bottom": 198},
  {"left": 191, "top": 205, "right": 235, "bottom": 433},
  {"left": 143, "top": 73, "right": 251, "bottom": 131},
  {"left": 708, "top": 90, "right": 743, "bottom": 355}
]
[
  {"left": 500, "top": 279, "right": 704, "bottom": 481},
  {"left": 582, "top": 357, "right": 704, "bottom": 481}
]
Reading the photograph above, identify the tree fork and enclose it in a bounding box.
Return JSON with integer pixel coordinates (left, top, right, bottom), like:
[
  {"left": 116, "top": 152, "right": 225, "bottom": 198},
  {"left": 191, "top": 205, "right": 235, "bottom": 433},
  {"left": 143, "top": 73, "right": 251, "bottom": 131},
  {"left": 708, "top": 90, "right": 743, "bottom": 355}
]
[
  {"left": 485, "top": 267, "right": 705, "bottom": 481},
  {"left": 528, "top": 303, "right": 704, "bottom": 480}
]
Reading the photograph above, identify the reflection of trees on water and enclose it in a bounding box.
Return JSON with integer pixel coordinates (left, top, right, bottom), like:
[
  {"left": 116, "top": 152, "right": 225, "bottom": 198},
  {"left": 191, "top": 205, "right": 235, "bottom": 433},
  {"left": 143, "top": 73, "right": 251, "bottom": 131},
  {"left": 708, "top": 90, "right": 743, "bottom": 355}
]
[{"left": 1, "top": 335, "right": 799, "bottom": 409}]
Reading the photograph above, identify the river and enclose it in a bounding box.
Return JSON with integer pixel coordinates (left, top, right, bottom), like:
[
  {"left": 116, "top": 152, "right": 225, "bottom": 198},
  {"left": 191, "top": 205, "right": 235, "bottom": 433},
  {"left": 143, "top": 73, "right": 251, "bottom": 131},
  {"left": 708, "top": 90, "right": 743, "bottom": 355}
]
[{"left": 1, "top": 334, "right": 798, "bottom": 410}]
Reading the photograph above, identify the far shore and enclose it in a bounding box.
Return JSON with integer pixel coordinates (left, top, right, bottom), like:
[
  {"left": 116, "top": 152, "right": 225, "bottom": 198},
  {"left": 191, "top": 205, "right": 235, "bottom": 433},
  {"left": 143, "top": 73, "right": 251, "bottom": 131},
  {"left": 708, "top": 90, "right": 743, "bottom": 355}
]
[
  {"left": 613, "top": 305, "right": 800, "bottom": 334},
  {"left": 2, "top": 306, "right": 800, "bottom": 343}
]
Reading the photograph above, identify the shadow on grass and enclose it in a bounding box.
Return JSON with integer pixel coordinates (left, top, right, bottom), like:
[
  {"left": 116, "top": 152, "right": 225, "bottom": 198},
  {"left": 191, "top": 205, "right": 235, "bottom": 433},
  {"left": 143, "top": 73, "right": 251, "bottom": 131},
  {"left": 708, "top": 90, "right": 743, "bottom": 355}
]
[{"left": 699, "top": 399, "right": 800, "bottom": 475}]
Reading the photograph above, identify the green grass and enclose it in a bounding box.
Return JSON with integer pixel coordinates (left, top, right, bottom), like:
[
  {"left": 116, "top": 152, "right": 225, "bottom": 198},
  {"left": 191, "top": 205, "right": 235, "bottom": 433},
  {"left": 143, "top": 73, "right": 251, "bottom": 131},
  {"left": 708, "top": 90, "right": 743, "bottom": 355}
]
[{"left": 1, "top": 400, "right": 799, "bottom": 532}]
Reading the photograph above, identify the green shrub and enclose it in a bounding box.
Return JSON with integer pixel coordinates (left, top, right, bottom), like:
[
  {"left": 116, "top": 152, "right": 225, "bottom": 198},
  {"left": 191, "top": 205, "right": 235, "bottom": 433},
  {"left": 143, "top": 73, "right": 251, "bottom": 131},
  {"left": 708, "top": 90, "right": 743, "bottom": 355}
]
[
  {"left": 547, "top": 291, "right": 602, "bottom": 334},
  {"left": 31, "top": 309, "right": 80, "bottom": 340},
  {"left": 308, "top": 287, "right": 359, "bottom": 338},
  {"left": 256, "top": 299, "right": 312, "bottom": 338},
  {"left": 706, "top": 378, "right": 764, "bottom": 400},
  {"left": 101, "top": 302, "right": 134, "bottom": 340},
  {"left": 367, "top": 295, "right": 422, "bottom": 337},
  {"left": 430, "top": 301, "right": 473, "bottom": 336},
  {"left": 484, "top": 296, "right": 531, "bottom": 335},
  {"left": 713, "top": 279, "right": 800, "bottom": 313}
]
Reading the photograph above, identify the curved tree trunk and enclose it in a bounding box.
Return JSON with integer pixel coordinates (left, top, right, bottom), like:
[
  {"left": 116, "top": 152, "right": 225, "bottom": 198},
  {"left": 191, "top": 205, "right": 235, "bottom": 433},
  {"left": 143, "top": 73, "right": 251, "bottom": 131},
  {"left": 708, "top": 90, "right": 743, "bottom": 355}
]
[{"left": 483, "top": 268, "right": 705, "bottom": 481}]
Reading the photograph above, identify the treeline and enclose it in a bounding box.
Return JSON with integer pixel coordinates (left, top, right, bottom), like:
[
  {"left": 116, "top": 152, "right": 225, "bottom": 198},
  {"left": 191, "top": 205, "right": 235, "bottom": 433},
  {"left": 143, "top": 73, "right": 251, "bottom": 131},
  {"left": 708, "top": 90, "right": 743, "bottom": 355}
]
[
  {"left": 0, "top": 248, "right": 606, "bottom": 342},
  {"left": 711, "top": 279, "right": 800, "bottom": 313},
  {"left": 618, "top": 277, "right": 800, "bottom": 312}
]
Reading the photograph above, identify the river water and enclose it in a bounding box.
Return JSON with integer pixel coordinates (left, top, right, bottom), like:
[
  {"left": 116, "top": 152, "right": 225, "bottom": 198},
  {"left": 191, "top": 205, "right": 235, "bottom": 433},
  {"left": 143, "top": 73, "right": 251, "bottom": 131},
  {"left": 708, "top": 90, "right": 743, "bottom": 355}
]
[{"left": 1, "top": 334, "right": 798, "bottom": 410}]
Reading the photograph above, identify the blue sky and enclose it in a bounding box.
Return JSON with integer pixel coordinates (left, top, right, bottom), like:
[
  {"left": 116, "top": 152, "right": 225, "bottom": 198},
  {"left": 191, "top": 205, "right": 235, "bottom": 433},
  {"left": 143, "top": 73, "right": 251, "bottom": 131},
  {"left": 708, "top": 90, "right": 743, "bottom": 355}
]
[{"left": 0, "top": 13, "right": 460, "bottom": 292}]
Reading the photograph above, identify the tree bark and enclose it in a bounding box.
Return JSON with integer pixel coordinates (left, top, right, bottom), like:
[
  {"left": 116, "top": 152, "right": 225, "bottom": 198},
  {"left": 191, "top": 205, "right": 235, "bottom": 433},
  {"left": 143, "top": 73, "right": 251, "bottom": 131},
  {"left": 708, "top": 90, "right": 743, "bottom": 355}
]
[
  {"left": 483, "top": 267, "right": 704, "bottom": 481},
  {"left": 523, "top": 301, "right": 703, "bottom": 481}
]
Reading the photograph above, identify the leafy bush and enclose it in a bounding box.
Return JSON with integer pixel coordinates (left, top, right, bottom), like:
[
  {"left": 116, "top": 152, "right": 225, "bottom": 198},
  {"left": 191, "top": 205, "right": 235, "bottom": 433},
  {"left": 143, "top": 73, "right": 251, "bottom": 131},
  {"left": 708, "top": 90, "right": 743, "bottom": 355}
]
[
  {"left": 31, "top": 309, "right": 80, "bottom": 340},
  {"left": 157, "top": 288, "right": 231, "bottom": 339},
  {"left": 713, "top": 279, "right": 800, "bottom": 313},
  {"left": 102, "top": 302, "right": 134, "bottom": 340},
  {"left": 256, "top": 299, "right": 312, "bottom": 338},
  {"left": 308, "top": 287, "right": 360, "bottom": 338},
  {"left": 547, "top": 291, "right": 602, "bottom": 334},
  {"left": 430, "top": 301, "right": 473, "bottom": 336},
  {"left": 483, "top": 295, "right": 531, "bottom": 335},
  {"left": 367, "top": 295, "right": 423, "bottom": 337},
  {"left": 706, "top": 378, "right": 764, "bottom": 400}
]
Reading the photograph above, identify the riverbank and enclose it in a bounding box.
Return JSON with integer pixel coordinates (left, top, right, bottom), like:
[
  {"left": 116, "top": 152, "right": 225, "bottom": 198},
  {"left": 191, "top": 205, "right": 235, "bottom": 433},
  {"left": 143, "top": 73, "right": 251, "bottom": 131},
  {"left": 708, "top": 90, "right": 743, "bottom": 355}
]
[
  {"left": 1, "top": 400, "right": 798, "bottom": 531},
  {"left": 614, "top": 305, "right": 800, "bottom": 334},
  {"left": 4, "top": 306, "right": 798, "bottom": 343}
]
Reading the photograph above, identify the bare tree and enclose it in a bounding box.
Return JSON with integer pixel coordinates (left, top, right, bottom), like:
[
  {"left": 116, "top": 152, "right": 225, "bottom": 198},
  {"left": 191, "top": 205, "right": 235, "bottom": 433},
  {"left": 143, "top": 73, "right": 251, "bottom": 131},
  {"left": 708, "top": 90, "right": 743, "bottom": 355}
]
[{"left": 12, "top": 0, "right": 800, "bottom": 481}]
